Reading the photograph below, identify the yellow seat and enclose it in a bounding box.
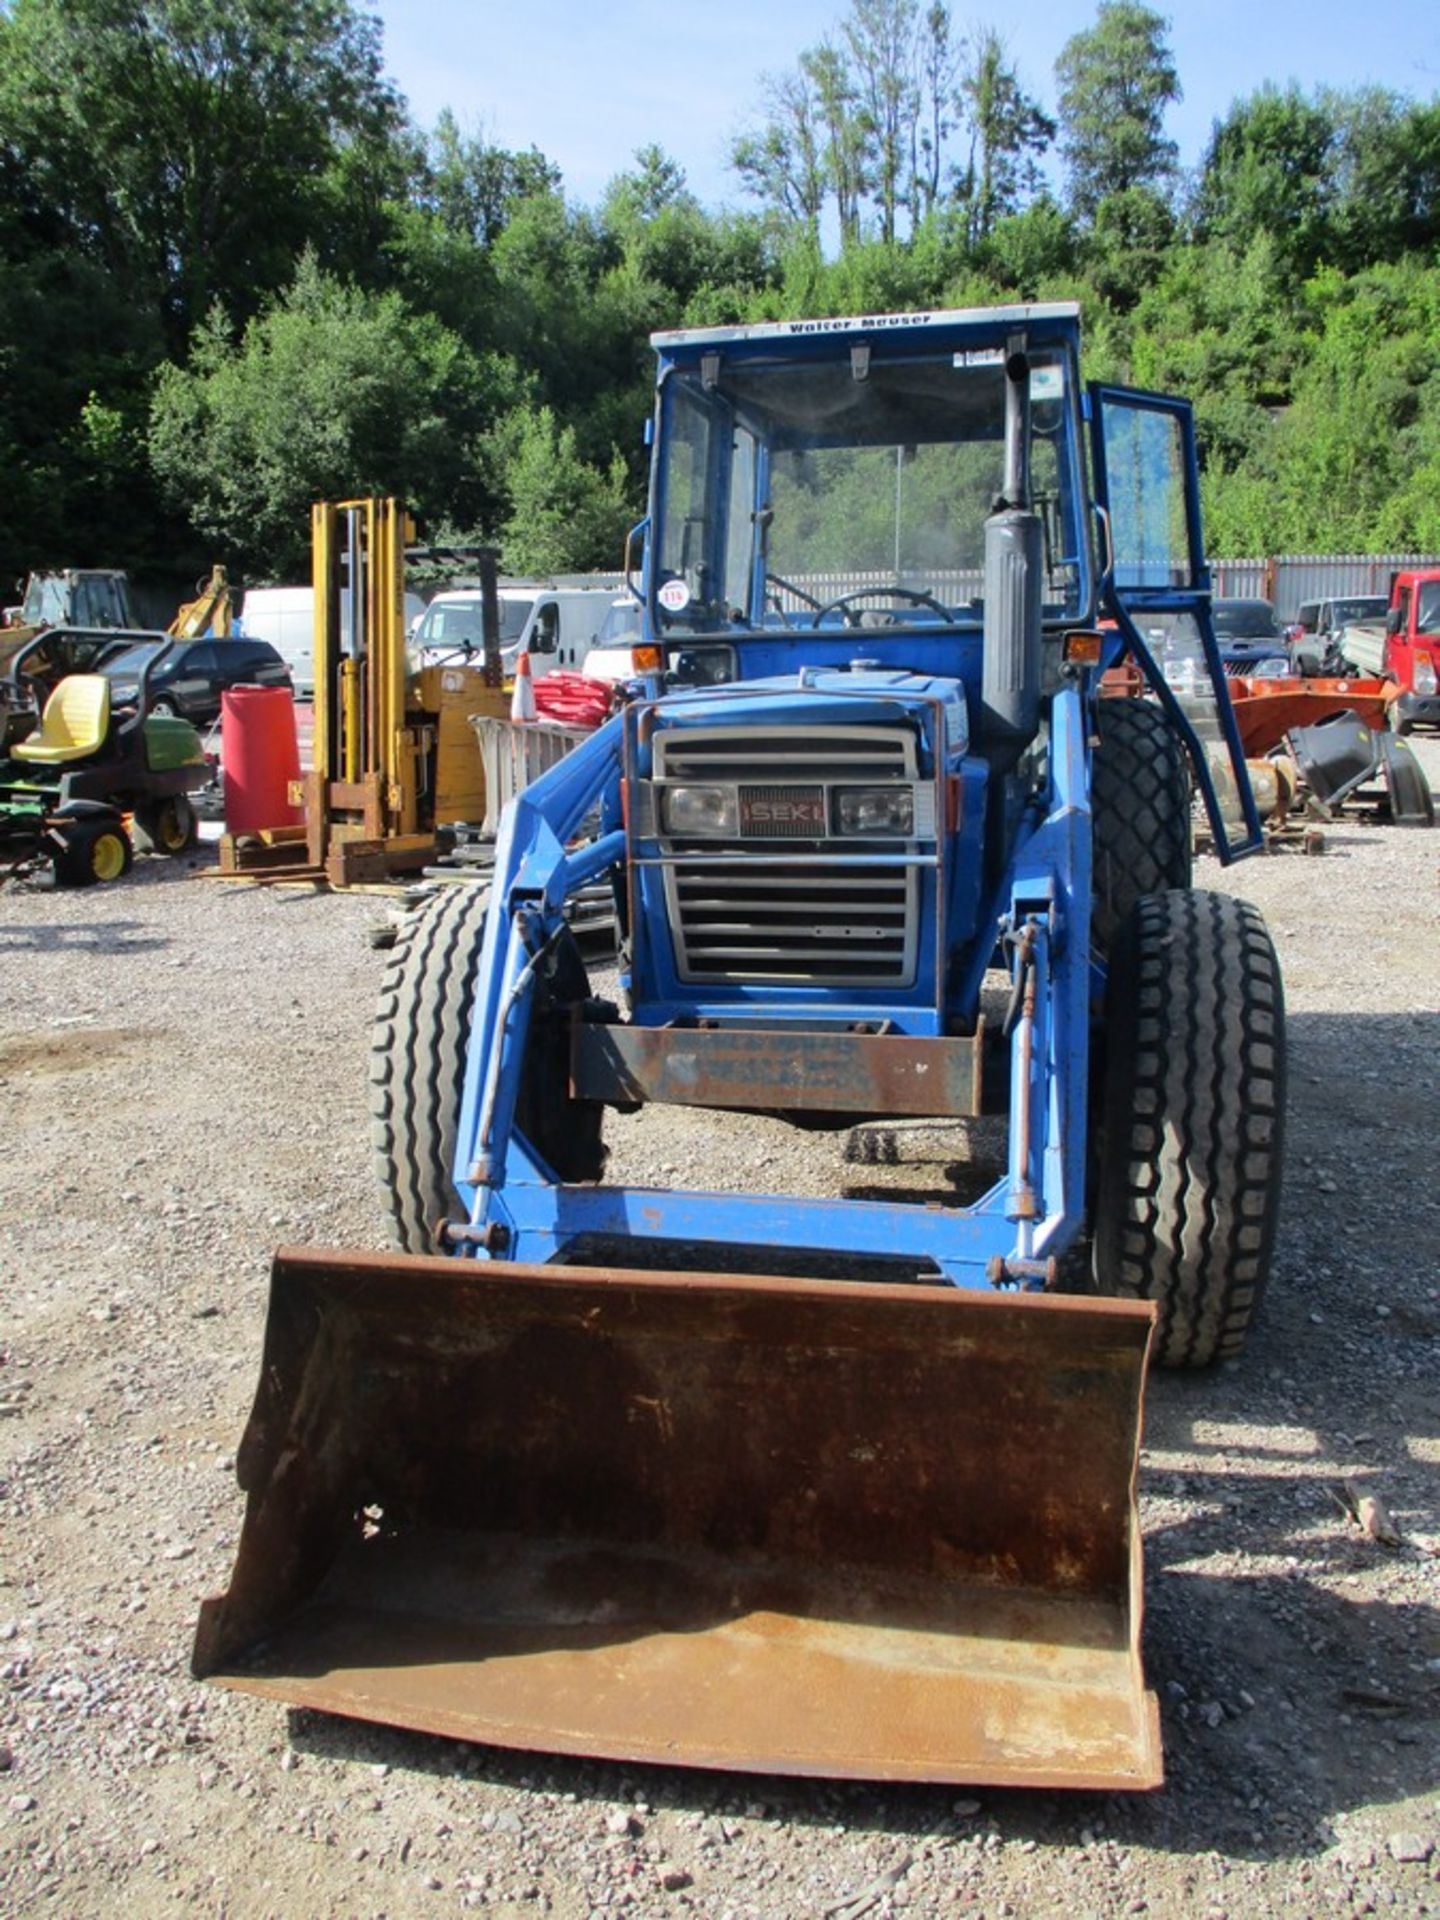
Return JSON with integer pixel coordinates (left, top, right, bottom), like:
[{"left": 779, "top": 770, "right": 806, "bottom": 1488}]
[{"left": 11, "top": 675, "right": 112, "bottom": 765}]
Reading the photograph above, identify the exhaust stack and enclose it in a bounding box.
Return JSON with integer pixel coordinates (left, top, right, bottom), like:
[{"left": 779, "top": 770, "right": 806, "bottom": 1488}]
[{"left": 981, "top": 343, "right": 1044, "bottom": 762}]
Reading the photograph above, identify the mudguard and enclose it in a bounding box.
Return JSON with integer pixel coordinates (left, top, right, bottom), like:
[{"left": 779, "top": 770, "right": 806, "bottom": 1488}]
[{"left": 1378, "top": 732, "right": 1437, "bottom": 827}]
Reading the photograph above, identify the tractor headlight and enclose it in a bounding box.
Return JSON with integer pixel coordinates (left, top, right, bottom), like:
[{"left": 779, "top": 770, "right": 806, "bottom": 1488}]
[
  {"left": 1251, "top": 655, "right": 1293, "bottom": 680},
  {"left": 832, "top": 785, "right": 915, "bottom": 836},
  {"left": 1414, "top": 653, "right": 1438, "bottom": 697},
  {"left": 662, "top": 785, "right": 737, "bottom": 836}
]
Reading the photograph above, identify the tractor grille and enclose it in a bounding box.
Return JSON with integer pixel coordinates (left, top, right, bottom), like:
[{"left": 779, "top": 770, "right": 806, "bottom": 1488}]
[{"left": 653, "top": 725, "right": 921, "bottom": 987}]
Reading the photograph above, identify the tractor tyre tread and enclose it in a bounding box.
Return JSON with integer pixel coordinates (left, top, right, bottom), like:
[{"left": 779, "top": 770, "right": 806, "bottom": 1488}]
[
  {"left": 369, "top": 884, "right": 490, "bottom": 1255},
  {"left": 1091, "top": 700, "right": 1192, "bottom": 950},
  {"left": 1094, "top": 889, "right": 1285, "bottom": 1368}
]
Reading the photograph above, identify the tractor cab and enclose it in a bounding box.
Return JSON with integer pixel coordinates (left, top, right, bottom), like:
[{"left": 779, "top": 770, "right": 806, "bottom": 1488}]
[{"left": 636, "top": 309, "right": 1091, "bottom": 705}]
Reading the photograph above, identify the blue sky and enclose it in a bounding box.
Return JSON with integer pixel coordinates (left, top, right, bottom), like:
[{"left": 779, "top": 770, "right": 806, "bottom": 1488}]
[{"left": 373, "top": 1, "right": 1440, "bottom": 211}]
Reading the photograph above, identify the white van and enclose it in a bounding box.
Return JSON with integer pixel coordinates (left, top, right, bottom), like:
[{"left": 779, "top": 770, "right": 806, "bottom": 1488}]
[
  {"left": 580, "top": 594, "right": 644, "bottom": 681},
  {"left": 240, "top": 585, "right": 427, "bottom": 698},
  {"left": 410, "top": 585, "right": 614, "bottom": 677}
]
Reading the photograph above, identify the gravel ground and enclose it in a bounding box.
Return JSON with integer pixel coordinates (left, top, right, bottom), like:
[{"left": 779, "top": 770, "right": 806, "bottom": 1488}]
[{"left": 2, "top": 742, "right": 1438, "bottom": 1918}]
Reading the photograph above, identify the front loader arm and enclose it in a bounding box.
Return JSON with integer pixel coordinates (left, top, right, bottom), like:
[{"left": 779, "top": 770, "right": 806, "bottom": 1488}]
[{"left": 452, "top": 717, "right": 626, "bottom": 1230}]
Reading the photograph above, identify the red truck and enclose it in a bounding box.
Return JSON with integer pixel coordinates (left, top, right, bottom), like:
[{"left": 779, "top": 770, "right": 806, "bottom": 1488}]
[{"left": 1336, "top": 567, "right": 1440, "bottom": 732}]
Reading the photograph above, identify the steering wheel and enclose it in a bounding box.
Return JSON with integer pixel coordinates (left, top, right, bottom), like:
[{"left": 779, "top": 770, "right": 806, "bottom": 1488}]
[
  {"left": 810, "top": 586, "right": 951, "bottom": 628},
  {"left": 764, "top": 571, "right": 824, "bottom": 619},
  {"left": 3, "top": 631, "right": 52, "bottom": 710}
]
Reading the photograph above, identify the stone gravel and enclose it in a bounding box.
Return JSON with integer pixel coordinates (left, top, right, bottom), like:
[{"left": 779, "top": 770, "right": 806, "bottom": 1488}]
[{"left": 1, "top": 739, "right": 1437, "bottom": 1917}]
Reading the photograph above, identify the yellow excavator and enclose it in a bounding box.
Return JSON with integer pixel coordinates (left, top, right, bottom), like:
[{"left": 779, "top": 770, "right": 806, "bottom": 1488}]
[{"left": 168, "top": 565, "right": 233, "bottom": 640}]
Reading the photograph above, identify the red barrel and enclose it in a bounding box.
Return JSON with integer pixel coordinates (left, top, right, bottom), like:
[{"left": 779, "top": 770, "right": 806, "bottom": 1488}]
[{"left": 221, "top": 686, "right": 303, "bottom": 835}]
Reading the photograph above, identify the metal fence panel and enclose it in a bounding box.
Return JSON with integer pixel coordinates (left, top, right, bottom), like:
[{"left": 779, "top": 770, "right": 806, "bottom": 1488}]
[
  {"left": 551, "top": 557, "right": 1440, "bottom": 627},
  {"left": 1207, "top": 555, "right": 1440, "bottom": 621}
]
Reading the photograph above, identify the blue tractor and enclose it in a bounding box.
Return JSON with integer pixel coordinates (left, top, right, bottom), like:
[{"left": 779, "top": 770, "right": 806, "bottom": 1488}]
[{"left": 196, "top": 305, "right": 1285, "bottom": 1793}]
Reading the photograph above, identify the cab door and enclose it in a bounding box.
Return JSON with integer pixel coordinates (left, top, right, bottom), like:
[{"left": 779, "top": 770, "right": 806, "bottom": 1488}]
[{"left": 1089, "top": 383, "right": 1262, "bottom": 861}]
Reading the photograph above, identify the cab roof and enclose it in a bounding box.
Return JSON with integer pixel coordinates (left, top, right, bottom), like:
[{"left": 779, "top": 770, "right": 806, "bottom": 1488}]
[{"left": 650, "top": 302, "right": 1081, "bottom": 353}]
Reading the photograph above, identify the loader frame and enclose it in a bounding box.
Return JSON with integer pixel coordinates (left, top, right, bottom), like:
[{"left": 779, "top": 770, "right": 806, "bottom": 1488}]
[{"left": 449, "top": 684, "right": 1096, "bottom": 1287}]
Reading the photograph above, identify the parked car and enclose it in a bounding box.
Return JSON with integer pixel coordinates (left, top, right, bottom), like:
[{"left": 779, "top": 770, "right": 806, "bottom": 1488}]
[
  {"left": 98, "top": 636, "right": 291, "bottom": 725},
  {"left": 1289, "top": 595, "right": 1388, "bottom": 675},
  {"left": 1210, "top": 598, "right": 1293, "bottom": 677}
]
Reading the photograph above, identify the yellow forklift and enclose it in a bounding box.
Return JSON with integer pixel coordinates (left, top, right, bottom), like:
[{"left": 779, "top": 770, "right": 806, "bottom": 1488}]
[{"left": 219, "top": 499, "right": 510, "bottom": 886}]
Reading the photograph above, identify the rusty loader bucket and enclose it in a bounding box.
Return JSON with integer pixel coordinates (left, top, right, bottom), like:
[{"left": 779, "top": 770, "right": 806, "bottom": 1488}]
[{"left": 194, "top": 1250, "right": 1160, "bottom": 1789}]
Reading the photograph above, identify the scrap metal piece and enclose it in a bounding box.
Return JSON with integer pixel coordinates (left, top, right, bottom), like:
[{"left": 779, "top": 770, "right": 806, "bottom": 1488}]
[
  {"left": 1376, "top": 733, "right": 1436, "bottom": 827},
  {"left": 195, "top": 1249, "right": 1161, "bottom": 1789}
]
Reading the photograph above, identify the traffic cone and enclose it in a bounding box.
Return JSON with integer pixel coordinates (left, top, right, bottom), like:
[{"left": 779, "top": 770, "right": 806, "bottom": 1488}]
[{"left": 510, "top": 650, "right": 536, "bottom": 722}]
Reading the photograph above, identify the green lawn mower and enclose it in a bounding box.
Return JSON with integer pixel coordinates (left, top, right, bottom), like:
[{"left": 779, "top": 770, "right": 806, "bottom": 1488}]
[{"left": 0, "top": 635, "right": 210, "bottom": 885}]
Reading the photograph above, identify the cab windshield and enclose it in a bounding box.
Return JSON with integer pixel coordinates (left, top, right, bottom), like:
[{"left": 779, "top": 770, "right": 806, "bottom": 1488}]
[
  {"left": 652, "top": 346, "right": 1085, "bottom": 631},
  {"left": 417, "top": 598, "right": 531, "bottom": 649},
  {"left": 22, "top": 577, "right": 67, "bottom": 624}
]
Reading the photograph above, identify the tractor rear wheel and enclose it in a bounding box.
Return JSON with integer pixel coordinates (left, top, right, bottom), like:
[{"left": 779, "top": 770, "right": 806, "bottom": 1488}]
[
  {"left": 1092, "top": 889, "right": 1285, "bottom": 1367},
  {"left": 371, "top": 883, "right": 491, "bottom": 1254},
  {"left": 1091, "top": 700, "right": 1191, "bottom": 950}
]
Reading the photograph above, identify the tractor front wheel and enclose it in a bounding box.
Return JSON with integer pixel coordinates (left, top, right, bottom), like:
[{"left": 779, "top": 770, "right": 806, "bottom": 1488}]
[
  {"left": 371, "top": 888, "right": 607, "bottom": 1257},
  {"left": 1092, "top": 889, "right": 1285, "bottom": 1367},
  {"left": 371, "top": 883, "right": 492, "bottom": 1254}
]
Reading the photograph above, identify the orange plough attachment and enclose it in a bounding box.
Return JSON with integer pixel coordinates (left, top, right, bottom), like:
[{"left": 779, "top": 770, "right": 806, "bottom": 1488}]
[{"left": 194, "top": 1249, "right": 1161, "bottom": 1789}]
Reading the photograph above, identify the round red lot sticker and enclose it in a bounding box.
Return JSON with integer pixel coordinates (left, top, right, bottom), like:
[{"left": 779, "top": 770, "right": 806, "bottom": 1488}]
[{"left": 658, "top": 578, "right": 691, "bottom": 613}]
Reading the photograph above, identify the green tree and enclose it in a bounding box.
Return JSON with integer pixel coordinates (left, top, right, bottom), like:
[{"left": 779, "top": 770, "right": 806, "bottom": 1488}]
[
  {"left": 806, "top": 39, "right": 872, "bottom": 248},
  {"left": 494, "top": 406, "right": 634, "bottom": 575},
  {"left": 731, "top": 7, "right": 964, "bottom": 247},
  {"left": 1086, "top": 184, "right": 1176, "bottom": 306},
  {"left": 422, "top": 112, "right": 561, "bottom": 249},
  {"left": 0, "top": 150, "right": 181, "bottom": 580},
  {"left": 0, "top": 0, "right": 405, "bottom": 348},
  {"left": 1272, "top": 262, "right": 1440, "bottom": 548},
  {"left": 603, "top": 144, "right": 692, "bottom": 230},
  {"left": 149, "top": 254, "right": 494, "bottom": 575},
  {"left": 912, "top": 5, "right": 959, "bottom": 226},
  {"left": 844, "top": 0, "right": 920, "bottom": 244},
  {"left": 731, "top": 69, "right": 828, "bottom": 246},
  {"left": 1055, "top": 2, "right": 1181, "bottom": 220},
  {"left": 1324, "top": 88, "right": 1440, "bottom": 269},
  {"left": 955, "top": 30, "right": 1056, "bottom": 249},
  {"left": 1194, "top": 87, "right": 1333, "bottom": 277},
  {"left": 979, "top": 198, "right": 1076, "bottom": 296}
]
